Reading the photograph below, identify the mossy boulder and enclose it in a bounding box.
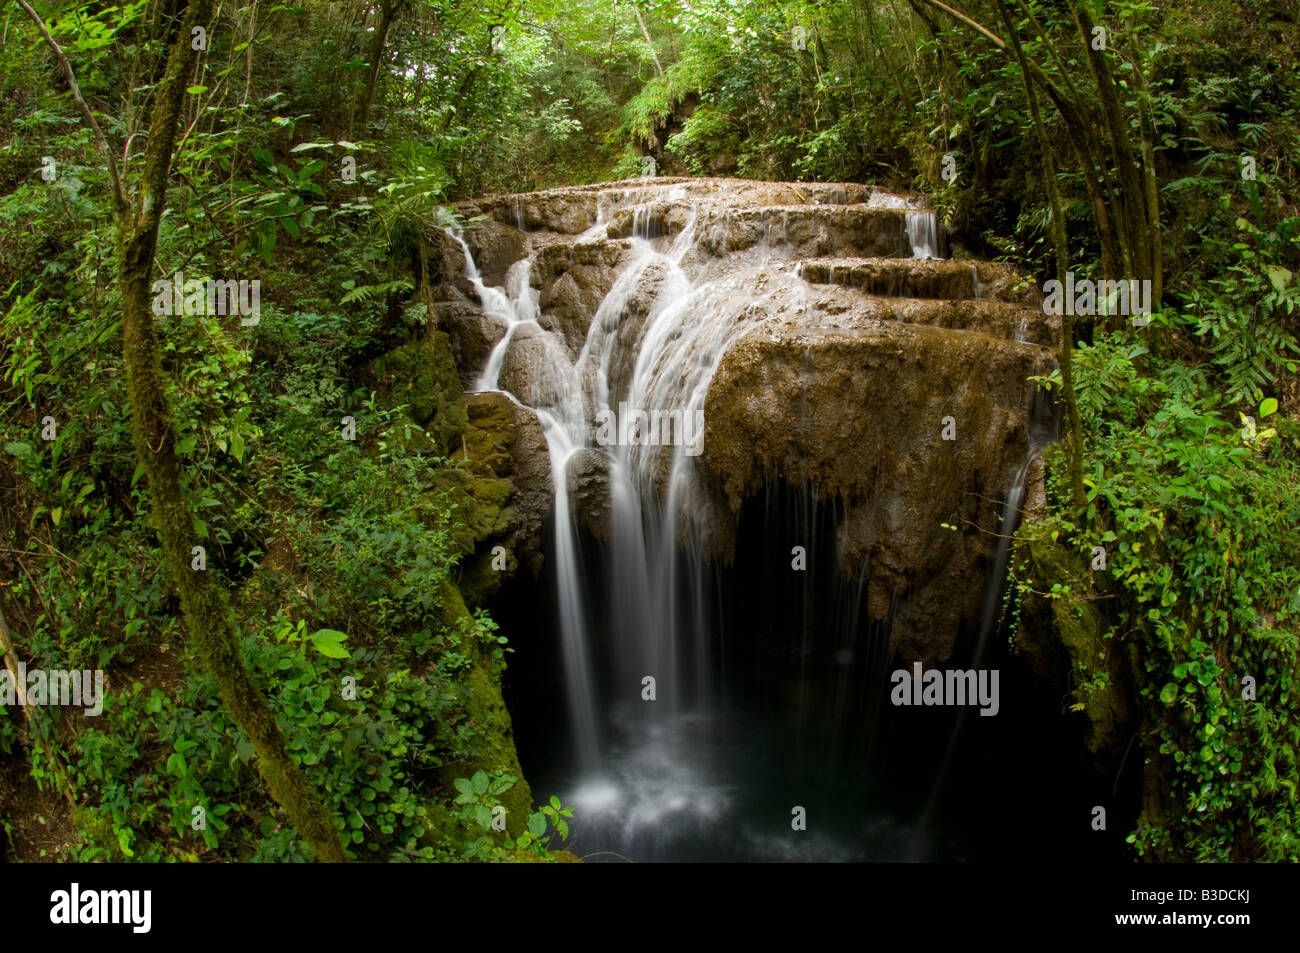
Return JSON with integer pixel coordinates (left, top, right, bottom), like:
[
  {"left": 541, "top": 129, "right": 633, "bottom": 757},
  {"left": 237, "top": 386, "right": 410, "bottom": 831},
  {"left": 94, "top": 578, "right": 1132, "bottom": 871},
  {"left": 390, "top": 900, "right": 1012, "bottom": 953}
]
[
  {"left": 372, "top": 331, "right": 468, "bottom": 453},
  {"left": 428, "top": 465, "right": 516, "bottom": 554},
  {"left": 433, "top": 578, "right": 533, "bottom": 835},
  {"left": 452, "top": 393, "right": 553, "bottom": 604}
]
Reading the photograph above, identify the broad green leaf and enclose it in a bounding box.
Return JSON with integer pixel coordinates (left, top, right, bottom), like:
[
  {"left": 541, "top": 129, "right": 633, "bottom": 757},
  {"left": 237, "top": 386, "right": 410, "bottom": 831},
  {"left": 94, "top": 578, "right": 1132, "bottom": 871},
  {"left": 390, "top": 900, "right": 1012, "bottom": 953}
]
[
  {"left": 309, "top": 628, "right": 351, "bottom": 659},
  {"left": 1259, "top": 397, "right": 1278, "bottom": 418},
  {"left": 527, "top": 811, "right": 547, "bottom": 837}
]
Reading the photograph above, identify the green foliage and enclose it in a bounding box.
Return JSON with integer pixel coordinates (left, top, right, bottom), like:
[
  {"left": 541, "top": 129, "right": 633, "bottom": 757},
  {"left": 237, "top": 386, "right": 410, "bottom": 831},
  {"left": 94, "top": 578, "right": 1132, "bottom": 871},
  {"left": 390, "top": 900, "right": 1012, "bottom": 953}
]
[
  {"left": 3, "top": 257, "right": 536, "bottom": 860},
  {"left": 1034, "top": 314, "right": 1300, "bottom": 860},
  {"left": 1184, "top": 216, "right": 1300, "bottom": 407},
  {"left": 453, "top": 770, "right": 573, "bottom": 861},
  {"left": 241, "top": 149, "right": 329, "bottom": 262}
]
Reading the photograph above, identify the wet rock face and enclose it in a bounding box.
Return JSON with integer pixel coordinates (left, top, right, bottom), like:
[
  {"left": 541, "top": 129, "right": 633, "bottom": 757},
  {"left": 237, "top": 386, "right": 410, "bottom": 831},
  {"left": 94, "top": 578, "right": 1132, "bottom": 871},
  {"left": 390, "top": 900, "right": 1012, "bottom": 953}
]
[
  {"left": 437, "top": 300, "right": 505, "bottom": 386},
  {"left": 693, "top": 206, "right": 913, "bottom": 260},
  {"left": 798, "top": 258, "right": 1039, "bottom": 307},
  {"left": 566, "top": 448, "right": 613, "bottom": 542},
  {"left": 433, "top": 176, "right": 1060, "bottom": 663},
  {"left": 700, "top": 324, "right": 1056, "bottom": 661},
  {"left": 460, "top": 189, "right": 602, "bottom": 236},
  {"left": 533, "top": 240, "right": 632, "bottom": 357},
  {"left": 464, "top": 219, "right": 527, "bottom": 288}
]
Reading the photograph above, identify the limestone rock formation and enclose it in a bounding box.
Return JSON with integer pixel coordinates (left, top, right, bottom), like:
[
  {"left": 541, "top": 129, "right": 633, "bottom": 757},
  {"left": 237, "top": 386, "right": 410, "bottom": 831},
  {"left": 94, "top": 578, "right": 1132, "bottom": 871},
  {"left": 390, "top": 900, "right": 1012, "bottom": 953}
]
[
  {"left": 431, "top": 177, "right": 1060, "bottom": 663},
  {"left": 566, "top": 447, "right": 613, "bottom": 542}
]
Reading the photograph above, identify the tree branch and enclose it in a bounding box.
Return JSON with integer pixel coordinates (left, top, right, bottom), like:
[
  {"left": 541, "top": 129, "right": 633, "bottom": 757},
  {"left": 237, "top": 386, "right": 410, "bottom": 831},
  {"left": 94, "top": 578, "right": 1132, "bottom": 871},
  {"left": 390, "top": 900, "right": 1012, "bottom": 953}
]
[
  {"left": 15, "top": 0, "right": 129, "bottom": 215},
  {"left": 631, "top": 1, "right": 663, "bottom": 76},
  {"left": 913, "top": 0, "right": 1005, "bottom": 49}
]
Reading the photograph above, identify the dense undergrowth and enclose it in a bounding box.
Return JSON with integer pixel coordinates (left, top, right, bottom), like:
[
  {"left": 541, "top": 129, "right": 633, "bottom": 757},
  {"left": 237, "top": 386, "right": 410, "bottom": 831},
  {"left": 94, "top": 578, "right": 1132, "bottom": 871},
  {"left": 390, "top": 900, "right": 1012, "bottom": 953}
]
[{"left": 1020, "top": 305, "right": 1300, "bottom": 860}]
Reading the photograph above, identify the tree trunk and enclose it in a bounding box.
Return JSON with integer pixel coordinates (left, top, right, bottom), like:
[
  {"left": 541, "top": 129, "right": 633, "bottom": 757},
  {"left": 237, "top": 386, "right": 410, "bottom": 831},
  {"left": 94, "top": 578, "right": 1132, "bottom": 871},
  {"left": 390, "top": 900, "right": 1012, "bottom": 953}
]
[
  {"left": 355, "top": 0, "right": 401, "bottom": 136},
  {"left": 1067, "top": 1, "right": 1149, "bottom": 286}
]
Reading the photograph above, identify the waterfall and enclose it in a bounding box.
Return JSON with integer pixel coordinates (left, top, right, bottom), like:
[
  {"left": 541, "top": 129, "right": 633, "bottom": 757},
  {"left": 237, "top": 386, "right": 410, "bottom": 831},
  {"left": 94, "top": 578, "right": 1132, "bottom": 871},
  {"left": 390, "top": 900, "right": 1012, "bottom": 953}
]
[
  {"left": 452, "top": 211, "right": 747, "bottom": 811},
  {"left": 447, "top": 229, "right": 539, "bottom": 391},
  {"left": 452, "top": 225, "right": 603, "bottom": 769},
  {"left": 444, "top": 181, "right": 1051, "bottom": 860},
  {"left": 537, "top": 406, "right": 602, "bottom": 770},
  {"left": 866, "top": 192, "right": 942, "bottom": 260},
  {"left": 863, "top": 191, "right": 946, "bottom": 260},
  {"left": 904, "top": 210, "right": 940, "bottom": 260}
]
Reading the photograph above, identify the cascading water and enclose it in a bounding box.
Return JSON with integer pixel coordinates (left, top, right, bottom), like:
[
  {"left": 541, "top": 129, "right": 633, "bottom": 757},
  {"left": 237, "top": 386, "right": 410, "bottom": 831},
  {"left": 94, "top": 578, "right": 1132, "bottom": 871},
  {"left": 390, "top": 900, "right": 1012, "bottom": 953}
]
[
  {"left": 451, "top": 227, "right": 604, "bottom": 767},
  {"left": 905, "top": 211, "right": 941, "bottom": 260},
  {"left": 454, "top": 202, "right": 833, "bottom": 850},
  {"left": 454, "top": 208, "right": 730, "bottom": 827},
  {"left": 868, "top": 192, "right": 942, "bottom": 260}
]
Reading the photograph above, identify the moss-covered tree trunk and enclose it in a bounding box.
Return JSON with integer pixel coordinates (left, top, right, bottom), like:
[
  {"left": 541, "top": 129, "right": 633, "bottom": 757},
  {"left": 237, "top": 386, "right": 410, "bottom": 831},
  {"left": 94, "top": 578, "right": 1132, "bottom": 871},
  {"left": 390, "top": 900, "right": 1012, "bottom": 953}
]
[
  {"left": 20, "top": 0, "right": 348, "bottom": 862},
  {"left": 1067, "top": 0, "right": 1161, "bottom": 303}
]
